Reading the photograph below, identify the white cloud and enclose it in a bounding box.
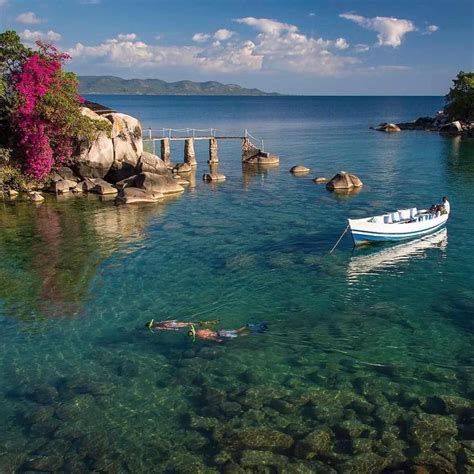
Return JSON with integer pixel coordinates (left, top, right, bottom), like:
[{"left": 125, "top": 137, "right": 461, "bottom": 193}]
[
  {"left": 214, "top": 29, "right": 234, "bottom": 41},
  {"left": 353, "top": 43, "right": 370, "bottom": 53},
  {"left": 424, "top": 24, "right": 439, "bottom": 34},
  {"left": 309, "top": 12, "right": 316, "bottom": 18},
  {"left": 0, "top": 0, "right": 8, "bottom": 7},
  {"left": 340, "top": 12, "right": 416, "bottom": 47},
  {"left": 192, "top": 32, "right": 210, "bottom": 42},
  {"left": 69, "top": 19, "right": 363, "bottom": 77},
  {"left": 19, "top": 29, "right": 62, "bottom": 43},
  {"left": 335, "top": 38, "right": 349, "bottom": 50},
  {"left": 16, "top": 11, "right": 45, "bottom": 24},
  {"left": 235, "top": 17, "right": 298, "bottom": 35},
  {"left": 117, "top": 33, "right": 137, "bottom": 41}
]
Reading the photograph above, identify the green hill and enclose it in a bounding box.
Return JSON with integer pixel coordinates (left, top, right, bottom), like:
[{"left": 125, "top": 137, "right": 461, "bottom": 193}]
[{"left": 78, "top": 76, "right": 280, "bottom": 96}]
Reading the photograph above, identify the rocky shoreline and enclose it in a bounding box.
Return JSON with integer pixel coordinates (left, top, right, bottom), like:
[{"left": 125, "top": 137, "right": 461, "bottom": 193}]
[
  {"left": 1, "top": 103, "right": 197, "bottom": 205},
  {"left": 373, "top": 111, "right": 474, "bottom": 137}
]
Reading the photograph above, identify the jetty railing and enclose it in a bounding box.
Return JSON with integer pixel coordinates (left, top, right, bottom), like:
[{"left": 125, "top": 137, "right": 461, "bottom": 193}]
[{"left": 142, "top": 128, "right": 264, "bottom": 157}]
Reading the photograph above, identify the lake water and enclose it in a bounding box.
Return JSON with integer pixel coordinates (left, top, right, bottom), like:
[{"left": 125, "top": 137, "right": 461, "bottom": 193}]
[{"left": 1, "top": 96, "right": 473, "bottom": 472}]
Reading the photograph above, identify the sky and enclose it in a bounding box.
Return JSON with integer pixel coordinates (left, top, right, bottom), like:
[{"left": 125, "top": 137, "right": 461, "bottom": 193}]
[{"left": 1, "top": 0, "right": 473, "bottom": 95}]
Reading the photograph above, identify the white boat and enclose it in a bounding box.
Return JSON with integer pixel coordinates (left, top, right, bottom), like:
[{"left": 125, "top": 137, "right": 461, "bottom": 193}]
[
  {"left": 347, "top": 228, "right": 448, "bottom": 279},
  {"left": 348, "top": 204, "right": 450, "bottom": 246}
]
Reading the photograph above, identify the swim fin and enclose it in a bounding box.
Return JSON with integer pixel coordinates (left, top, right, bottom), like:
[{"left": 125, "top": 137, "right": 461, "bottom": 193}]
[{"left": 246, "top": 322, "right": 268, "bottom": 333}]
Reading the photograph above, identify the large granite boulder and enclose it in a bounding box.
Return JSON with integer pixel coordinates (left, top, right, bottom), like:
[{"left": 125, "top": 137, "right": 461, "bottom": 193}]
[
  {"left": 376, "top": 123, "right": 401, "bottom": 132},
  {"left": 116, "top": 187, "right": 163, "bottom": 204},
  {"left": 136, "top": 152, "right": 168, "bottom": 175},
  {"left": 439, "top": 121, "right": 462, "bottom": 134},
  {"left": 326, "top": 171, "right": 363, "bottom": 190},
  {"left": 105, "top": 113, "right": 143, "bottom": 182},
  {"left": 135, "top": 172, "right": 184, "bottom": 195},
  {"left": 76, "top": 108, "right": 114, "bottom": 179}
]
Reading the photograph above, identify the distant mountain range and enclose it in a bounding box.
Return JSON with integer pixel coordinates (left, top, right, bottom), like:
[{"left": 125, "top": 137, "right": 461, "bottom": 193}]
[{"left": 78, "top": 76, "right": 280, "bottom": 96}]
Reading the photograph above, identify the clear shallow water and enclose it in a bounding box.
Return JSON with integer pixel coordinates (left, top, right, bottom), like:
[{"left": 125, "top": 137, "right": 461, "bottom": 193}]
[{"left": 1, "top": 96, "right": 473, "bottom": 472}]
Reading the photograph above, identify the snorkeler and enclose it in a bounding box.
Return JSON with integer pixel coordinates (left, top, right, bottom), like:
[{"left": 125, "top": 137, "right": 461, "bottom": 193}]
[
  {"left": 145, "top": 319, "right": 220, "bottom": 332},
  {"left": 188, "top": 322, "right": 268, "bottom": 342}
]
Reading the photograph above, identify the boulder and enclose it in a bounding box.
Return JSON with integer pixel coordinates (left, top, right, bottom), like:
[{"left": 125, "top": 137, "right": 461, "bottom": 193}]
[
  {"left": 136, "top": 152, "right": 168, "bottom": 175},
  {"left": 203, "top": 173, "right": 226, "bottom": 182},
  {"left": 51, "top": 179, "right": 77, "bottom": 194},
  {"left": 75, "top": 108, "right": 114, "bottom": 179},
  {"left": 244, "top": 152, "right": 279, "bottom": 165},
  {"left": 409, "top": 414, "right": 458, "bottom": 450},
  {"left": 27, "top": 191, "right": 45, "bottom": 202},
  {"left": 116, "top": 187, "right": 163, "bottom": 204},
  {"left": 91, "top": 178, "right": 118, "bottom": 196},
  {"left": 290, "top": 165, "right": 310, "bottom": 175},
  {"left": 105, "top": 113, "right": 143, "bottom": 182},
  {"left": 115, "top": 175, "right": 137, "bottom": 190},
  {"left": 135, "top": 172, "right": 184, "bottom": 195},
  {"left": 326, "top": 171, "right": 363, "bottom": 190},
  {"left": 376, "top": 123, "right": 401, "bottom": 132},
  {"left": 294, "top": 430, "right": 333, "bottom": 459},
  {"left": 173, "top": 163, "right": 192, "bottom": 174},
  {"left": 439, "top": 121, "right": 463, "bottom": 134},
  {"left": 57, "top": 166, "right": 76, "bottom": 181},
  {"left": 5, "top": 189, "right": 18, "bottom": 199},
  {"left": 80, "top": 178, "right": 98, "bottom": 192},
  {"left": 313, "top": 176, "right": 327, "bottom": 183}
]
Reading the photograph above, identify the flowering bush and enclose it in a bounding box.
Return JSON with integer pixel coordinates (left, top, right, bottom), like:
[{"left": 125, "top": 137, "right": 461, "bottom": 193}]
[{"left": 0, "top": 32, "right": 110, "bottom": 183}]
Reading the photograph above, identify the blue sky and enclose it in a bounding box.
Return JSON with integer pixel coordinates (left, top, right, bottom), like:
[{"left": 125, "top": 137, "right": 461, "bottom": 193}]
[{"left": 1, "top": 0, "right": 473, "bottom": 94}]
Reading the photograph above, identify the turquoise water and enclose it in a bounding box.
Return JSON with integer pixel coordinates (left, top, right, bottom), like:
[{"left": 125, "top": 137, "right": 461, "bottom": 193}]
[{"left": 1, "top": 96, "right": 473, "bottom": 472}]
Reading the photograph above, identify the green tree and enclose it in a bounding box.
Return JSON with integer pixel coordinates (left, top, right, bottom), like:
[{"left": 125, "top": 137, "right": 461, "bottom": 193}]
[{"left": 444, "top": 71, "right": 474, "bottom": 122}]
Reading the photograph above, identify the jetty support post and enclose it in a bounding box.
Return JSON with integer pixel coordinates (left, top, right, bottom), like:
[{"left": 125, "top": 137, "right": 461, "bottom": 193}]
[
  {"left": 161, "top": 138, "right": 171, "bottom": 165},
  {"left": 208, "top": 138, "right": 219, "bottom": 164},
  {"left": 241, "top": 137, "right": 260, "bottom": 162},
  {"left": 184, "top": 138, "right": 197, "bottom": 167}
]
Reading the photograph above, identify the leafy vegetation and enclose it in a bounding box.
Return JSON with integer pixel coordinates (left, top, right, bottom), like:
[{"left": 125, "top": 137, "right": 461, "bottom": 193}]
[
  {"left": 444, "top": 71, "right": 474, "bottom": 122},
  {"left": 0, "top": 31, "right": 110, "bottom": 186}
]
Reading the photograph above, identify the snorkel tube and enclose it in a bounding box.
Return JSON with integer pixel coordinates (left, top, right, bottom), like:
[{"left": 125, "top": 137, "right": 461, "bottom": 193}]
[
  {"left": 146, "top": 319, "right": 154, "bottom": 332},
  {"left": 190, "top": 324, "right": 196, "bottom": 342}
]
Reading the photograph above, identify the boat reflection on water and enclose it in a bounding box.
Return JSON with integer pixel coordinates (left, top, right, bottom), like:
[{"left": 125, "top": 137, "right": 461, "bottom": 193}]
[{"left": 347, "top": 228, "right": 448, "bottom": 281}]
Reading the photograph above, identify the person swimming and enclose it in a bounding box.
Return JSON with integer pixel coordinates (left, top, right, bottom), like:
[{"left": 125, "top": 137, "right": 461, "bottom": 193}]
[
  {"left": 187, "top": 322, "right": 268, "bottom": 342},
  {"left": 145, "top": 319, "right": 220, "bottom": 332}
]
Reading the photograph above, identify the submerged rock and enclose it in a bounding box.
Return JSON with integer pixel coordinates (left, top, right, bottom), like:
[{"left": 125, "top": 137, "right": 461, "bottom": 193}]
[
  {"left": 294, "top": 430, "right": 333, "bottom": 459},
  {"left": 409, "top": 413, "right": 458, "bottom": 450},
  {"left": 218, "top": 427, "right": 294, "bottom": 451},
  {"left": 312, "top": 176, "right": 327, "bottom": 183},
  {"left": 239, "top": 450, "right": 289, "bottom": 468},
  {"left": 116, "top": 187, "right": 163, "bottom": 204},
  {"left": 23, "top": 455, "right": 64, "bottom": 472}
]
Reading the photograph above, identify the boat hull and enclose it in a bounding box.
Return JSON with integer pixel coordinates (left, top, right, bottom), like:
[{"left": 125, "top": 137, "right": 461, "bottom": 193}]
[{"left": 348, "top": 212, "right": 449, "bottom": 246}]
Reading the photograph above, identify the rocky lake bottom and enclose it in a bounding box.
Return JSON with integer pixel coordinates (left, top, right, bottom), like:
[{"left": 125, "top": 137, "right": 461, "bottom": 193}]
[{"left": 0, "top": 96, "right": 473, "bottom": 472}]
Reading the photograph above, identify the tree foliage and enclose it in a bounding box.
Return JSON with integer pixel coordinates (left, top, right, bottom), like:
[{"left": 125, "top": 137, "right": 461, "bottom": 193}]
[
  {"left": 0, "top": 31, "right": 110, "bottom": 183},
  {"left": 444, "top": 71, "right": 474, "bottom": 122}
]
